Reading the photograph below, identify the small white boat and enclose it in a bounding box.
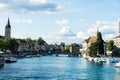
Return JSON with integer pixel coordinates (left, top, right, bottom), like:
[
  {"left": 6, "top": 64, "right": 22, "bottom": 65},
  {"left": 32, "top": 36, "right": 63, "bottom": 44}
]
[
  {"left": 115, "top": 62, "right": 120, "bottom": 68},
  {"left": 94, "top": 58, "right": 103, "bottom": 63},
  {"left": 88, "top": 57, "right": 94, "bottom": 61},
  {"left": 5, "top": 57, "right": 17, "bottom": 63}
]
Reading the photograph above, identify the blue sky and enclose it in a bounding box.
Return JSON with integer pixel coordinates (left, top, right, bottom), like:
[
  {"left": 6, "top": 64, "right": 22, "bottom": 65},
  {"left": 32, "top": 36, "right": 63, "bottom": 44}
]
[{"left": 0, "top": 0, "right": 120, "bottom": 44}]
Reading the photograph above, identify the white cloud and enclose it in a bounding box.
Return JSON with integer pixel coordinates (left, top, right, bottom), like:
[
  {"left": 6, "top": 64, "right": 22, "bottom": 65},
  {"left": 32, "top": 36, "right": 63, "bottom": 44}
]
[
  {"left": 87, "top": 25, "right": 97, "bottom": 35},
  {"left": 56, "top": 6, "right": 63, "bottom": 11},
  {"left": 86, "top": 20, "right": 118, "bottom": 40},
  {"left": 0, "top": 0, "right": 62, "bottom": 14},
  {"left": 104, "top": 34, "right": 115, "bottom": 40},
  {"left": 55, "top": 19, "right": 70, "bottom": 26},
  {"left": 29, "top": 0, "right": 47, "bottom": 5},
  {"left": 42, "top": 26, "right": 78, "bottom": 44},
  {"left": 47, "top": 26, "right": 75, "bottom": 38},
  {"left": 76, "top": 31, "right": 86, "bottom": 39},
  {"left": 12, "top": 0, "right": 20, "bottom": 2},
  {"left": 59, "top": 26, "right": 75, "bottom": 36},
  {"left": 13, "top": 18, "right": 32, "bottom": 24},
  {"left": 43, "top": 20, "right": 118, "bottom": 44},
  {"left": 0, "top": 3, "right": 7, "bottom": 10}
]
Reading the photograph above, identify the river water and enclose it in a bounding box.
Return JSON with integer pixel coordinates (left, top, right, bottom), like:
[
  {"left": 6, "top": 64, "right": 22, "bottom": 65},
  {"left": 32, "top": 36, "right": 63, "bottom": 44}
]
[{"left": 0, "top": 56, "right": 120, "bottom": 80}]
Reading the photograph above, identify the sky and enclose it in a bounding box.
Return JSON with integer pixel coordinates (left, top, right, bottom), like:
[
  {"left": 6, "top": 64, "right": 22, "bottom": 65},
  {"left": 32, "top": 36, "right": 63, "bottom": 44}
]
[{"left": 0, "top": 0, "right": 120, "bottom": 44}]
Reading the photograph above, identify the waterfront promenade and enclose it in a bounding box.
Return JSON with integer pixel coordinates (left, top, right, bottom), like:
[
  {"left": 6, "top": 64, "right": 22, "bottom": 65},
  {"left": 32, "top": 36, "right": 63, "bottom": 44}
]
[{"left": 0, "top": 55, "right": 120, "bottom": 80}]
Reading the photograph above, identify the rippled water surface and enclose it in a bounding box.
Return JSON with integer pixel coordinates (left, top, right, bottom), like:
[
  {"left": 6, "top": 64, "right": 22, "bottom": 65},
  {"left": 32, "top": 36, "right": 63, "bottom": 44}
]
[{"left": 0, "top": 56, "right": 120, "bottom": 80}]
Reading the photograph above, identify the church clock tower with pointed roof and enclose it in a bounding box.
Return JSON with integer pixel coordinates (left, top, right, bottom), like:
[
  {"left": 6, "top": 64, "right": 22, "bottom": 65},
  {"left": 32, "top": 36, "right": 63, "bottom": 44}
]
[{"left": 5, "top": 18, "right": 11, "bottom": 40}]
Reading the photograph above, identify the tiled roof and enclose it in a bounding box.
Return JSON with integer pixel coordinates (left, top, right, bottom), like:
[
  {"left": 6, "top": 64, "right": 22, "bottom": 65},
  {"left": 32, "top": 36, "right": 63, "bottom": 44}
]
[
  {"left": 114, "top": 35, "right": 120, "bottom": 38},
  {"left": 87, "top": 36, "right": 97, "bottom": 43}
]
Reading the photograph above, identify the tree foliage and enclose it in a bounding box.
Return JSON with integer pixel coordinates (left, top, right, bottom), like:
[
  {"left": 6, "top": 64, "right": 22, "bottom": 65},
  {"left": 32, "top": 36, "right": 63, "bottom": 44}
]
[
  {"left": 26, "top": 37, "right": 32, "bottom": 43},
  {"left": 89, "top": 42, "right": 98, "bottom": 57},
  {"left": 89, "top": 32, "right": 104, "bottom": 57},
  {"left": 37, "top": 37, "right": 46, "bottom": 45},
  {"left": 96, "top": 32, "right": 104, "bottom": 55},
  {"left": 64, "top": 46, "right": 70, "bottom": 53},
  {"left": 0, "top": 39, "right": 9, "bottom": 51},
  {"left": 107, "top": 40, "right": 114, "bottom": 51},
  {"left": 8, "top": 39, "right": 19, "bottom": 52}
]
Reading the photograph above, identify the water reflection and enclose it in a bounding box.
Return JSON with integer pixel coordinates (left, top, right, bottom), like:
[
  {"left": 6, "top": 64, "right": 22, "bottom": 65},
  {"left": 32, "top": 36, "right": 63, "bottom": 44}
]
[{"left": 115, "top": 68, "right": 120, "bottom": 80}]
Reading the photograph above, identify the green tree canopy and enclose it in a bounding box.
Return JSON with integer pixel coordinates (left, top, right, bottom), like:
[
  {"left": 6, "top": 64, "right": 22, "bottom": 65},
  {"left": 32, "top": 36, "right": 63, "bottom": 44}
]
[
  {"left": 37, "top": 37, "right": 46, "bottom": 45},
  {"left": 96, "top": 32, "right": 104, "bottom": 55},
  {"left": 0, "top": 39, "right": 4, "bottom": 49},
  {"left": 107, "top": 40, "right": 114, "bottom": 51},
  {"left": 8, "top": 39, "right": 19, "bottom": 52},
  {"left": 26, "top": 37, "right": 32, "bottom": 43},
  {"left": 89, "top": 42, "right": 98, "bottom": 57},
  {"left": 89, "top": 32, "right": 104, "bottom": 57},
  {"left": 0, "top": 39, "right": 9, "bottom": 51},
  {"left": 65, "top": 46, "right": 70, "bottom": 53}
]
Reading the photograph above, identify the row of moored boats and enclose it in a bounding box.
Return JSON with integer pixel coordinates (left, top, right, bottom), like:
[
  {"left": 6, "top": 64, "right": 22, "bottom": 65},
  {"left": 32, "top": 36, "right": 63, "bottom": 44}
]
[{"left": 86, "top": 57, "right": 120, "bottom": 68}]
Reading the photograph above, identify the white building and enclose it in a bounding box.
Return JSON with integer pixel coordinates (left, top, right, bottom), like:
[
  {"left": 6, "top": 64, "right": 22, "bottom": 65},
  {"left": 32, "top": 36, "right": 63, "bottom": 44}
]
[
  {"left": 114, "top": 36, "right": 120, "bottom": 48},
  {"left": 114, "top": 21, "right": 120, "bottom": 50}
]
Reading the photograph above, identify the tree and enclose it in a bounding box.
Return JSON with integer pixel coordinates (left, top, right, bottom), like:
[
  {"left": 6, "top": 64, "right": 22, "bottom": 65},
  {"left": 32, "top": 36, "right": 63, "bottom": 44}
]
[
  {"left": 96, "top": 32, "right": 104, "bottom": 55},
  {"left": 65, "top": 46, "right": 70, "bottom": 53},
  {"left": 26, "top": 37, "right": 32, "bottom": 43},
  {"left": 89, "top": 42, "right": 98, "bottom": 57},
  {"left": 25, "top": 37, "right": 32, "bottom": 51},
  {"left": 37, "top": 37, "right": 46, "bottom": 45},
  {"left": 2, "top": 40, "right": 9, "bottom": 51},
  {"left": 108, "top": 40, "right": 114, "bottom": 51},
  {"left": 8, "top": 39, "right": 19, "bottom": 52},
  {"left": 0, "top": 39, "right": 4, "bottom": 50},
  {"left": 0, "top": 39, "right": 9, "bottom": 51}
]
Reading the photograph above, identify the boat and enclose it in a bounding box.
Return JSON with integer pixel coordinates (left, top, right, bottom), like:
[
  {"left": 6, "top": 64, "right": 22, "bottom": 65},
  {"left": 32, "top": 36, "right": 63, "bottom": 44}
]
[
  {"left": 0, "top": 58, "right": 4, "bottom": 67},
  {"left": 115, "top": 62, "right": 120, "bottom": 68},
  {"left": 5, "top": 57, "right": 17, "bottom": 63},
  {"left": 0, "top": 51, "right": 4, "bottom": 67},
  {"left": 106, "top": 58, "right": 110, "bottom": 63},
  {"left": 88, "top": 57, "right": 94, "bottom": 61}
]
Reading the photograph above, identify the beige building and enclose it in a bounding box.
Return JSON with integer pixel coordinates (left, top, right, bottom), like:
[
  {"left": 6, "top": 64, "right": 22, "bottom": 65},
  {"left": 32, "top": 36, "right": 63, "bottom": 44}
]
[
  {"left": 114, "top": 36, "right": 120, "bottom": 48},
  {"left": 82, "top": 36, "right": 97, "bottom": 57},
  {"left": 114, "top": 21, "right": 120, "bottom": 49}
]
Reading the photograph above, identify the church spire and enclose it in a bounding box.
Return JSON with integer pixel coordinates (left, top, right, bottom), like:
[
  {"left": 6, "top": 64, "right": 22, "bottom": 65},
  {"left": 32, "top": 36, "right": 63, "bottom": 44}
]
[
  {"left": 8, "top": 18, "right": 10, "bottom": 26},
  {"left": 118, "top": 20, "right": 120, "bottom": 36},
  {"left": 6, "top": 18, "right": 11, "bottom": 28},
  {"left": 5, "top": 18, "right": 11, "bottom": 40}
]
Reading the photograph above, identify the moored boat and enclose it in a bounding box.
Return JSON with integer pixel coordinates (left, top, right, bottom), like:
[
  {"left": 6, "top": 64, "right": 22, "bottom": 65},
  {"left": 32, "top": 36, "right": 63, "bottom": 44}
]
[
  {"left": 115, "top": 62, "right": 120, "bottom": 68},
  {"left": 0, "top": 58, "right": 4, "bottom": 67},
  {"left": 93, "top": 58, "right": 103, "bottom": 63},
  {"left": 5, "top": 57, "right": 17, "bottom": 63}
]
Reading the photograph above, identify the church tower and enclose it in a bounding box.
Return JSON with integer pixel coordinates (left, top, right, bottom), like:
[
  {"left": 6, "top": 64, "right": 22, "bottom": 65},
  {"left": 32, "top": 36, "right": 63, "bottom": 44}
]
[{"left": 5, "top": 18, "right": 11, "bottom": 40}]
